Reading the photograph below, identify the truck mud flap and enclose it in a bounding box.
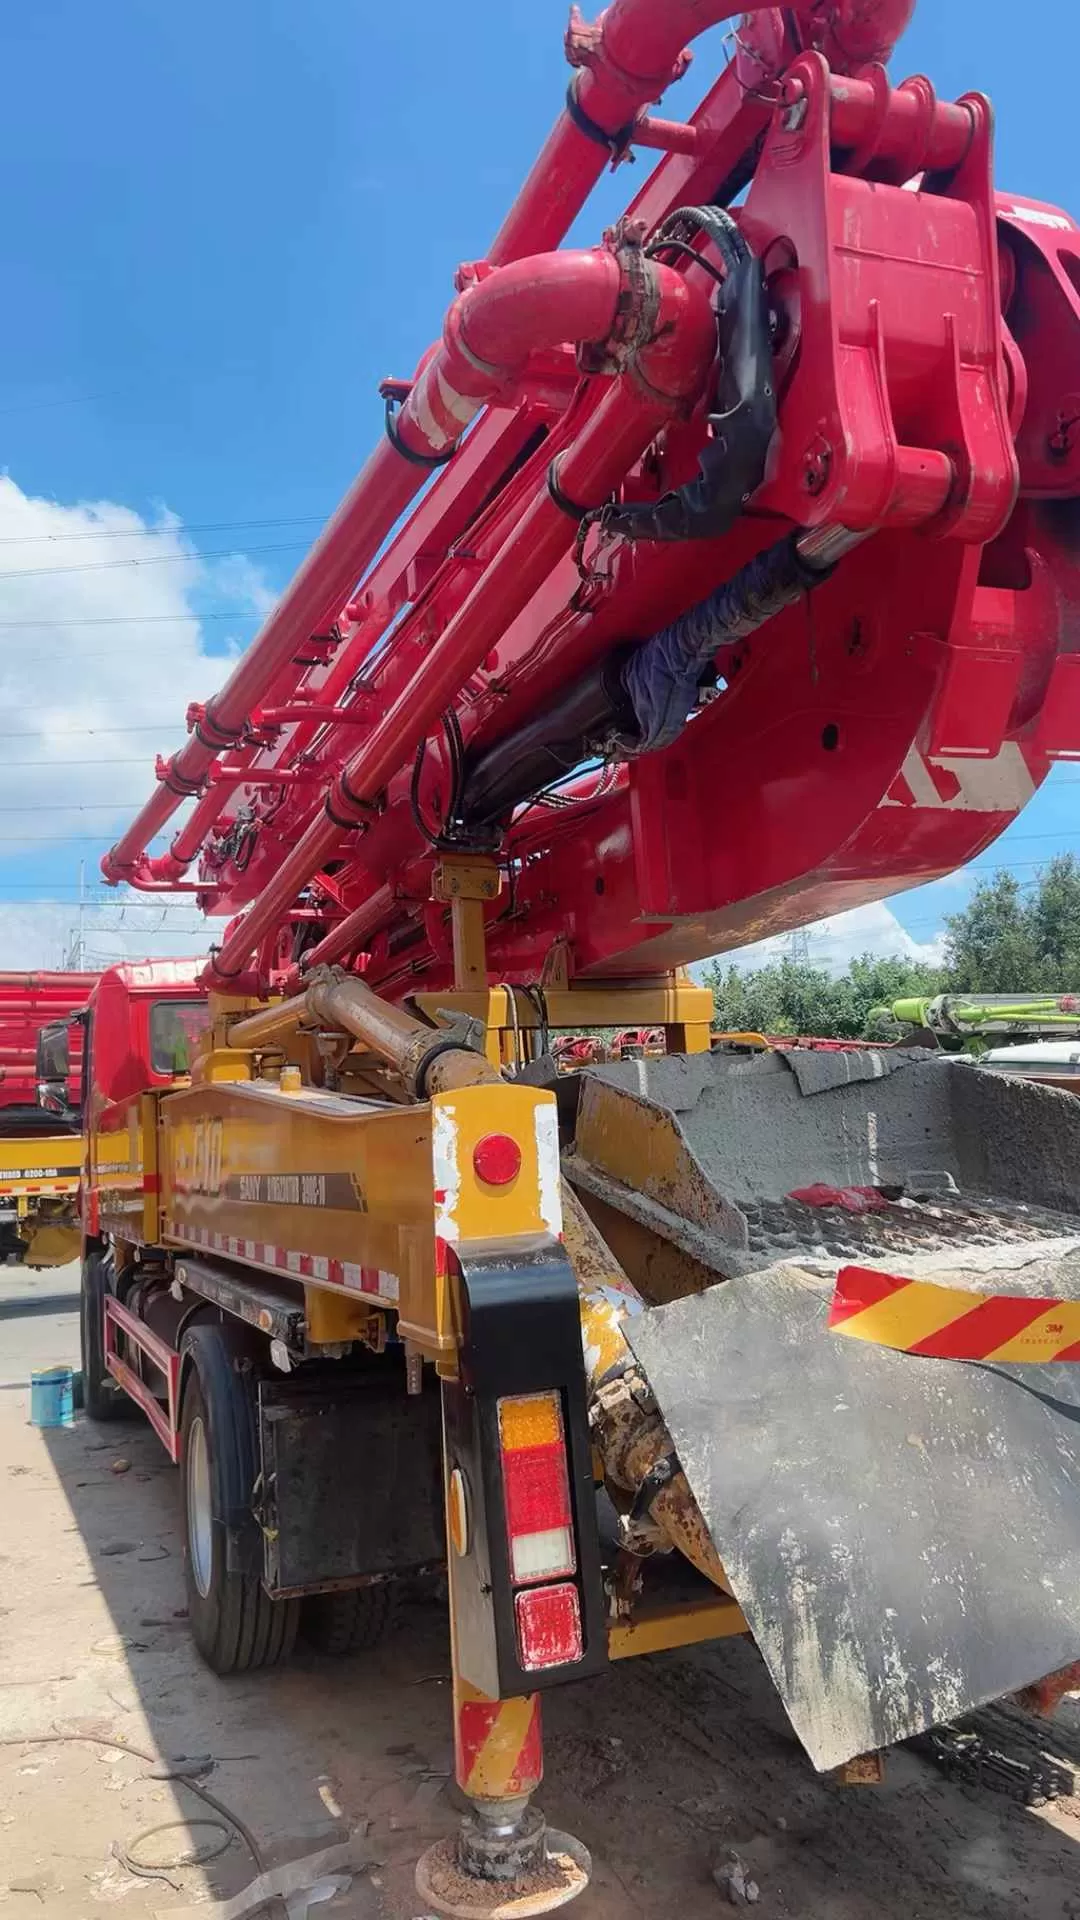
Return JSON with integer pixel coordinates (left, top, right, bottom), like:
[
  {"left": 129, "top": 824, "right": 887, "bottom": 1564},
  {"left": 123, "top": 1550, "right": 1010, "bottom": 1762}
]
[{"left": 626, "top": 1266, "right": 1080, "bottom": 1771}]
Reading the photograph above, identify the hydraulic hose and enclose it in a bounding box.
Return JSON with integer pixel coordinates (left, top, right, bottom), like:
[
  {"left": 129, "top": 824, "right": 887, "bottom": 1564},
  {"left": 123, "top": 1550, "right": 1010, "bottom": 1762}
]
[
  {"left": 461, "top": 524, "right": 865, "bottom": 824},
  {"left": 619, "top": 529, "right": 837, "bottom": 753},
  {"left": 599, "top": 207, "right": 777, "bottom": 545}
]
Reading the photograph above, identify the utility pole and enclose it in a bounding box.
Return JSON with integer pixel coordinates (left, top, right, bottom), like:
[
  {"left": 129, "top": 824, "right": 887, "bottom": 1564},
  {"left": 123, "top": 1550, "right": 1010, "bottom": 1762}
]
[
  {"left": 66, "top": 862, "right": 86, "bottom": 970},
  {"left": 787, "top": 926, "right": 811, "bottom": 966}
]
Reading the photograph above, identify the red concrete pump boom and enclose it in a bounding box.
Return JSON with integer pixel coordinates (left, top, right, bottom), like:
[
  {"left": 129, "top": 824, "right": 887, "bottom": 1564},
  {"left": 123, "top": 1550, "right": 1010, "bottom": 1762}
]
[{"left": 103, "top": 0, "right": 1080, "bottom": 998}]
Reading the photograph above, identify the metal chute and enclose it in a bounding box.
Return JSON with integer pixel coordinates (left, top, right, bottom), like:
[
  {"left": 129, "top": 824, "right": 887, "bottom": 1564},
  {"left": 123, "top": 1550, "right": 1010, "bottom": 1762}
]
[
  {"left": 566, "top": 1046, "right": 1080, "bottom": 1766},
  {"left": 628, "top": 1263, "right": 1080, "bottom": 1768}
]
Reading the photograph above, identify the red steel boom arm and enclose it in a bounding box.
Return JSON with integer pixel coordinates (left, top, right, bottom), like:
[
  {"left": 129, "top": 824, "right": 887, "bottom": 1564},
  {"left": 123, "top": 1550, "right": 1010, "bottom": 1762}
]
[{"left": 102, "top": 1, "right": 1080, "bottom": 998}]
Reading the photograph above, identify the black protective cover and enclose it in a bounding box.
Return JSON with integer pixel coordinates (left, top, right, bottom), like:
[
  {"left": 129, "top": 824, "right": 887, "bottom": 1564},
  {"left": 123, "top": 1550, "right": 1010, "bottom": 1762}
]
[{"left": 259, "top": 1370, "right": 444, "bottom": 1596}]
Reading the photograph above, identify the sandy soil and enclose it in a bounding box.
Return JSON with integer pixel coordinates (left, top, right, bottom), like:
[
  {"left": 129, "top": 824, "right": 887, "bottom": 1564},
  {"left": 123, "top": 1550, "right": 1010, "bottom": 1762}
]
[{"left": 2, "top": 1265, "right": 1080, "bottom": 1919}]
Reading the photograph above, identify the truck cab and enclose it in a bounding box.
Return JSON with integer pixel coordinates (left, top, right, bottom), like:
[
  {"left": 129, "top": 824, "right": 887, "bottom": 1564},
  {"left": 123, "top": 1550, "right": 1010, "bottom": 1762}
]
[{"left": 80, "top": 961, "right": 207, "bottom": 1252}]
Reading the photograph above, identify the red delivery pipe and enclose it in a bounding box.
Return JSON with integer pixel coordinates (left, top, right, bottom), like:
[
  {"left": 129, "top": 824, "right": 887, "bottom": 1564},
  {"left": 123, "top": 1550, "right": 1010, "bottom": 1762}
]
[
  {"left": 100, "top": 443, "right": 427, "bottom": 884},
  {"left": 0, "top": 972, "right": 98, "bottom": 993},
  {"left": 293, "top": 883, "right": 398, "bottom": 977},
  {"left": 170, "top": 423, "right": 527, "bottom": 889},
  {"left": 104, "top": 250, "right": 636, "bottom": 892},
  {"left": 206, "top": 260, "right": 715, "bottom": 983},
  {"left": 118, "top": 245, "right": 677, "bottom": 898},
  {"left": 149, "top": 609, "right": 386, "bottom": 886},
  {"left": 487, "top": 0, "right": 915, "bottom": 265}
]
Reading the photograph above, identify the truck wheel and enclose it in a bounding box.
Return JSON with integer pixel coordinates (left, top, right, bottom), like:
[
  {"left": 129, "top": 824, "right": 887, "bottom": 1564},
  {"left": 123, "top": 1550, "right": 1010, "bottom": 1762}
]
[
  {"left": 302, "top": 1583, "right": 398, "bottom": 1656},
  {"left": 79, "top": 1251, "right": 134, "bottom": 1423},
  {"left": 179, "top": 1331, "right": 299, "bottom": 1674}
]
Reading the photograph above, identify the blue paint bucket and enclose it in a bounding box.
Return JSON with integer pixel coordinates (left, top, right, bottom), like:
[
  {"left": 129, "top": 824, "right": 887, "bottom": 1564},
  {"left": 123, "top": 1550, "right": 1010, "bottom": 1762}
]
[{"left": 30, "top": 1365, "right": 74, "bottom": 1428}]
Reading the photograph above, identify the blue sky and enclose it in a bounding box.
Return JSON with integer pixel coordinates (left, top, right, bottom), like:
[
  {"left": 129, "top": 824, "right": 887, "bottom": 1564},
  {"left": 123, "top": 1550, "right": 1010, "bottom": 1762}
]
[{"left": 0, "top": 1, "right": 1078, "bottom": 968}]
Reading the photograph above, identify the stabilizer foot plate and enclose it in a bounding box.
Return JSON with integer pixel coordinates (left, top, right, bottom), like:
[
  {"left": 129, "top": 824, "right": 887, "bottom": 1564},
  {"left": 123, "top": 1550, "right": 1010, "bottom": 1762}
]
[{"left": 415, "top": 1829, "right": 591, "bottom": 1917}]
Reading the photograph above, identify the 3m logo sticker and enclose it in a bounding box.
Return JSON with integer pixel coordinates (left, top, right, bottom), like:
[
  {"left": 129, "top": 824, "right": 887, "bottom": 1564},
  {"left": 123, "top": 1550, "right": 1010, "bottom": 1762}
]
[{"left": 829, "top": 1265, "right": 1080, "bottom": 1362}]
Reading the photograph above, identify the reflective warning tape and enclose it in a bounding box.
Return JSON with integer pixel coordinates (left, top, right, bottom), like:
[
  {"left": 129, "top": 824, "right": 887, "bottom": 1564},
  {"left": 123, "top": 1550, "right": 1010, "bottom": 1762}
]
[
  {"left": 455, "top": 1683, "right": 543, "bottom": 1800},
  {"left": 829, "top": 1264, "right": 1080, "bottom": 1362},
  {"left": 162, "top": 1220, "right": 399, "bottom": 1302},
  {"left": 1, "top": 1179, "right": 77, "bottom": 1194}
]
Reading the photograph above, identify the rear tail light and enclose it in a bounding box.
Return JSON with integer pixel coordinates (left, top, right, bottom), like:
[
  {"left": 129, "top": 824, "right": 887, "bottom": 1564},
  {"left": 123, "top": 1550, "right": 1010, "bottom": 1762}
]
[
  {"left": 473, "top": 1132, "right": 522, "bottom": 1186},
  {"left": 498, "top": 1391, "right": 575, "bottom": 1585},
  {"left": 515, "top": 1582, "right": 583, "bottom": 1671}
]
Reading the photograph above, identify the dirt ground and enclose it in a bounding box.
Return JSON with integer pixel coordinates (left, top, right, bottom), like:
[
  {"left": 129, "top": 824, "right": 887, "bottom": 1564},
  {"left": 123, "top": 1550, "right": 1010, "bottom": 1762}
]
[{"left": 3, "top": 1265, "right": 1080, "bottom": 1919}]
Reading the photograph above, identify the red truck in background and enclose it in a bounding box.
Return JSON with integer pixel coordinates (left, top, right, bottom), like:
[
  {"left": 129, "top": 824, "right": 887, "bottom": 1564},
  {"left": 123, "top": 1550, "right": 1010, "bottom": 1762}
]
[{"left": 0, "top": 971, "right": 97, "bottom": 1268}]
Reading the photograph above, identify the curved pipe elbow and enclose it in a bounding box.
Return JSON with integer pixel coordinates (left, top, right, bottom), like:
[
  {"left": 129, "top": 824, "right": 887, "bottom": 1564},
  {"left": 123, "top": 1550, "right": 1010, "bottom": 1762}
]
[
  {"left": 820, "top": 0, "right": 916, "bottom": 67},
  {"left": 457, "top": 248, "right": 624, "bottom": 374},
  {"left": 394, "top": 248, "right": 625, "bottom": 461},
  {"left": 395, "top": 243, "right": 715, "bottom": 463},
  {"left": 143, "top": 853, "right": 187, "bottom": 886},
  {"left": 573, "top": 1, "right": 914, "bottom": 135}
]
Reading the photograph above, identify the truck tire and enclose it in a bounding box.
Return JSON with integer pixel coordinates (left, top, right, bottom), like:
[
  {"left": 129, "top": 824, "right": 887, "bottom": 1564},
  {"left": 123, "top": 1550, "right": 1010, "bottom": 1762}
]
[
  {"left": 302, "top": 1583, "right": 398, "bottom": 1656},
  {"left": 179, "top": 1328, "right": 299, "bottom": 1674},
  {"left": 79, "top": 1251, "right": 134, "bottom": 1423}
]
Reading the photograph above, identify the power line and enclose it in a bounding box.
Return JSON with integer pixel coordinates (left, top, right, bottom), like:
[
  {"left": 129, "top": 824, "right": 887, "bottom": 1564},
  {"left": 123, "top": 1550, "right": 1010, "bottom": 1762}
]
[
  {"left": 0, "top": 389, "right": 124, "bottom": 419},
  {"left": 0, "top": 804, "right": 163, "bottom": 813},
  {"left": 0, "top": 609, "right": 258, "bottom": 629},
  {"left": 0, "top": 725, "right": 184, "bottom": 737},
  {"left": 0, "top": 514, "right": 326, "bottom": 547},
  {"left": 72, "top": 925, "right": 212, "bottom": 933},
  {"left": 1, "top": 758, "right": 170, "bottom": 769},
  {"left": 0, "top": 834, "right": 171, "bottom": 844},
  {"left": 0, "top": 895, "right": 214, "bottom": 906},
  {"left": 0, "top": 538, "right": 308, "bottom": 583}
]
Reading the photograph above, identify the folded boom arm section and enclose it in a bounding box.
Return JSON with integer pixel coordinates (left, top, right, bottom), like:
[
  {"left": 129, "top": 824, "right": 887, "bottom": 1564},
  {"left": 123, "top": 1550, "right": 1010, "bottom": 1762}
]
[{"left": 100, "top": 1, "right": 1080, "bottom": 996}]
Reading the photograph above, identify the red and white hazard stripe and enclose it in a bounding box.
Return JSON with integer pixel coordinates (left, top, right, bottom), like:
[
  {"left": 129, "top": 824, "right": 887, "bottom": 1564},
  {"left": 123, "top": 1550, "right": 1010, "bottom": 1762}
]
[
  {"left": 4, "top": 1179, "right": 78, "bottom": 1195},
  {"left": 162, "top": 1219, "right": 399, "bottom": 1303}
]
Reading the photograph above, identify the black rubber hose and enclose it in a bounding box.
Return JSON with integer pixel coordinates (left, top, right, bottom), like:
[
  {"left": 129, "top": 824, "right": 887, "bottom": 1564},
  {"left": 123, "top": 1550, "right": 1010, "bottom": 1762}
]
[
  {"left": 617, "top": 532, "right": 831, "bottom": 754},
  {"left": 600, "top": 207, "right": 776, "bottom": 544},
  {"left": 459, "top": 534, "right": 835, "bottom": 825},
  {"left": 460, "top": 649, "right": 637, "bottom": 827}
]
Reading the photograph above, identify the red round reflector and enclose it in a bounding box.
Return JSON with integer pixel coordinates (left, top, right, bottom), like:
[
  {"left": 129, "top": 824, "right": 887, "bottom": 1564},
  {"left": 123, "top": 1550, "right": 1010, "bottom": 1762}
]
[{"left": 472, "top": 1132, "right": 522, "bottom": 1186}]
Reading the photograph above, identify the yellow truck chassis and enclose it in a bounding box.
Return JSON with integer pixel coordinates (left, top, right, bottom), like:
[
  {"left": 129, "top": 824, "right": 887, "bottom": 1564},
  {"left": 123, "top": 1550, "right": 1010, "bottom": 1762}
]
[{"left": 77, "top": 951, "right": 1080, "bottom": 1917}]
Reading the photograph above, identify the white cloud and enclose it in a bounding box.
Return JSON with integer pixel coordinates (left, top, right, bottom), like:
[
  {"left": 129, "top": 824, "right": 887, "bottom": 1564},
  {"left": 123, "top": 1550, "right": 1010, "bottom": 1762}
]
[
  {"left": 204, "top": 551, "right": 278, "bottom": 617},
  {"left": 0, "top": 474, "right": 269, "bottom": 965},
  {"left": 696, "top": 899, "right": 947, "bottom": 979},
  {"left": 0, "top": 474, "right": 251, "bottom": 833}
]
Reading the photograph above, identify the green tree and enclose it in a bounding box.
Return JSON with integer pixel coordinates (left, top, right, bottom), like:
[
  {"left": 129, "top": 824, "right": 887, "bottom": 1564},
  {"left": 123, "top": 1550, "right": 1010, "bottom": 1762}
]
[
  {"left": 705, "top": 861, "right": 1080, "bottom": 1041},
  {"left": 1028, "top": 853, "right": 1080, "bottom": 983},
  {"left": 942, "top": 871, "right": 1039, "bottom": 990},
  {"left": 943, "top": 856, "right": 1080, "bottom": 991},
  {"left": 703, "top": 951, "right": 945, "bottom": 1039}
]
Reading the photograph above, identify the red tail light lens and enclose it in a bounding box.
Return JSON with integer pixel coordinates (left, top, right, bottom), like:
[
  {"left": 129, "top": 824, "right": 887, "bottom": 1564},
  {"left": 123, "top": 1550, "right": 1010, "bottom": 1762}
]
[
  {"left": 498, "top": 1392, "right": 575, "bottom": 1585},
  {"left": 515, "top": 1582, "right": 583, "bottom": 1671},
  {"left": 473, "top": 1132, "right": 522, "bottom": 1186}
]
